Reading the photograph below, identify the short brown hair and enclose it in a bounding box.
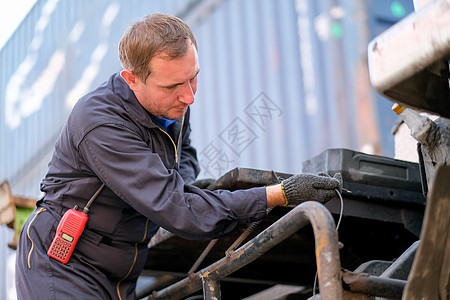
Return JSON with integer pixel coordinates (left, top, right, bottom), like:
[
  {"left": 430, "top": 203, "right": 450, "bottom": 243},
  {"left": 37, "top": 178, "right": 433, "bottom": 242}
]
[{"left": 119, "top": 13, "right": 197, "bottom": 82}]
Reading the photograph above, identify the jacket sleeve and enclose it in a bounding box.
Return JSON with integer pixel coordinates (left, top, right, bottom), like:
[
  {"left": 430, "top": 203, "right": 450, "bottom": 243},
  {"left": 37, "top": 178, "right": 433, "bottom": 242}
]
[
  {"left": 77, "top": 123, "right": 267, "bottom": 240},
  {"left": 178, "top": 109, "right": 200, "bottom": 183}
]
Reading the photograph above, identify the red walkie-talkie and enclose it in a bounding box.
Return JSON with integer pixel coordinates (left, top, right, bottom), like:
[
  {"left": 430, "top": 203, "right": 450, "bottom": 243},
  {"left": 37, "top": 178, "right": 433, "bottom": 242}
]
[
  {"left": 47, "top": 207, "right": 88, "bottom": 263},
  {"left": 47, "top": 183, "right": 105, "bottom": 264}
]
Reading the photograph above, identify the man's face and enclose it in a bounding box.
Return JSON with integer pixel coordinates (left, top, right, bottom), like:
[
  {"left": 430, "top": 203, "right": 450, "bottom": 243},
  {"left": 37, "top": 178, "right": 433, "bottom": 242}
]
[{"left": 130, "top": 42, "right": 199, "bottom": 120}]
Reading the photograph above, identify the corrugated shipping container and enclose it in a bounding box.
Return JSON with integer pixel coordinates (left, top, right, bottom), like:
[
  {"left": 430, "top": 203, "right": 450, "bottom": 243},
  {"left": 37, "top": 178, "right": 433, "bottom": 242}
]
[{"left": 0, "top": 0, "right": 414, "bottom": 298}]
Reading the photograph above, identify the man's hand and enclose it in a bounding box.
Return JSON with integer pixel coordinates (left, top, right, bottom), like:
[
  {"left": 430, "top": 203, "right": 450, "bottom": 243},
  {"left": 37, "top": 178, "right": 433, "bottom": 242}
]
[{"left": 281, "top": 172, "right": 342, "bottom": 205}]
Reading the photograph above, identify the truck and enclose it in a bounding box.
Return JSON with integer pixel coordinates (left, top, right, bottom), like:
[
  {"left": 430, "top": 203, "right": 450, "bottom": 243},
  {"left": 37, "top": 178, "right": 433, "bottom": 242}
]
[
  {"left": 1, "top": 0, "right": 448, "bottom": 299},
  {"left": 139, "top": 0, "right": 450, "bottom": 298}
]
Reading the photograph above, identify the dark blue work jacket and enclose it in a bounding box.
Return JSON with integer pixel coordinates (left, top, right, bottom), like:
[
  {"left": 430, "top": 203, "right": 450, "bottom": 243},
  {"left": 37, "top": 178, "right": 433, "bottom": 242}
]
[
  {"left": 40, "top": 72, "right": 267, "bottom": 241},
  {"left": 16, "top": 72, "right": 267, "bottom": 299}
]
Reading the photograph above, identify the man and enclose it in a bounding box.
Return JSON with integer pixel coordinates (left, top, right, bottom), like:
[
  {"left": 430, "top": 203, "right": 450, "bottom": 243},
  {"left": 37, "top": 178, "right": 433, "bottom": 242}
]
[{"left": 15, "top": 13, "right": 342, "bottom": 299}]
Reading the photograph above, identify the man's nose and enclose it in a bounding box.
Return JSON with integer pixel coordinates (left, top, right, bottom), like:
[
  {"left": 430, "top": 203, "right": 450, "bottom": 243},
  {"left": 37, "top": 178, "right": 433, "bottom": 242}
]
[{"left": 178, "top": 81, "right": 195, "bottom": 105}]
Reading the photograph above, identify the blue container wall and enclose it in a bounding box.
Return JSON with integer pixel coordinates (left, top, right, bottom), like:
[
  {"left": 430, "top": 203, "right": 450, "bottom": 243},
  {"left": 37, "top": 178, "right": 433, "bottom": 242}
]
[
  {"left": 0, "top": 0, "right": 414, "bottom": 298},
  {"left": 0, "top": 2, "right": 211, "bottom": 298},
  {"left": 1, "top": 0, "right": 196, "bottom": 197}
]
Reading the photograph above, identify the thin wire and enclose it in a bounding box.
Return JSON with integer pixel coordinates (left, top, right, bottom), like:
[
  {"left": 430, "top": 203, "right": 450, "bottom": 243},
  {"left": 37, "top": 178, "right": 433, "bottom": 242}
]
[
  {"left": 313, "top": 188, "right": 344, "bottom": 296},
  {"left": 335, "top": 188, "right": 344, "bottom": 231},
  {"left": 225, "top": 207, "right": 273, "bottom": 258}
]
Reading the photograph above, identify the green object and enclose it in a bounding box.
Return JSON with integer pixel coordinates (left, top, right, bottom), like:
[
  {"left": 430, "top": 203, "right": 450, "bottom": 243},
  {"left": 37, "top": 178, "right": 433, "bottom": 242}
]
[
  {"left": 391, "top": 1, "right": 406, "bottom": 18},
  {"left": 11, "top": 206, "right": 35, "bottom": 249},
  {"left": 330, "top": 22, "right": 343, "bottom": 39}
]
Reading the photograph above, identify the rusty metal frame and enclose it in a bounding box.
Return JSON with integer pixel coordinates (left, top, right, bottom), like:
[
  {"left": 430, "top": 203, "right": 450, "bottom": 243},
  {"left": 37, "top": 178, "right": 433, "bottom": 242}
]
[
  {"left": 148, "top": 201, "right": 343, "bottom": 300},
  {"left": 342, "top": 270, "right": 406, "bottom": 299}
]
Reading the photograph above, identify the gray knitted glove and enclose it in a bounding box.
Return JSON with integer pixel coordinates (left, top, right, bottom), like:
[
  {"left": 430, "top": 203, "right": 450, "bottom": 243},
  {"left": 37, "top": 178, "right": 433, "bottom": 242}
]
[{"left": 281, "top": 172, "right": 342, "bottom": 205}]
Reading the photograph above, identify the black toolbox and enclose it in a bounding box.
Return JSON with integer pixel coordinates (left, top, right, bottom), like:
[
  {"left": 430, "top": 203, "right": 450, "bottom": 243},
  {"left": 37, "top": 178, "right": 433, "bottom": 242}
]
[{"left": 302, "top": 148, "right": 426, "bottom": 206}]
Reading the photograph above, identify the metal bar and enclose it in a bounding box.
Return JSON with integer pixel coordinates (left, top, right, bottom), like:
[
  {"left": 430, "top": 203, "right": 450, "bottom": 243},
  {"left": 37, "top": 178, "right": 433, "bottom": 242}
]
[
  {"left": 225, "top": 207, "right": 274, "bottom": 258},
  {"left": 202, "top": 276, "right": 221, "bottom": 300},
  {"left": 342, "top": 270, "right": 406, "bottom": 299},
  {"left": 302, "top": 202, "right": 342, "bottom": 299},
  {"left": 188, "top": 239, "right": 218, "bottom": 274},
  {"left": 380, "top": 241, "right": 418, "bottom": 280},
  {"left": 148, "top": 201, "right": 343, "bottom": 300}
]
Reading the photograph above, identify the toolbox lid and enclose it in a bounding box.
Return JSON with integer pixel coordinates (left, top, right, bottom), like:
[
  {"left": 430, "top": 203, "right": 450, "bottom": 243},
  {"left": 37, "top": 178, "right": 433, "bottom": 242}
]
[{"left": 302, "top": 148, "right": 426, "bottom": 206}]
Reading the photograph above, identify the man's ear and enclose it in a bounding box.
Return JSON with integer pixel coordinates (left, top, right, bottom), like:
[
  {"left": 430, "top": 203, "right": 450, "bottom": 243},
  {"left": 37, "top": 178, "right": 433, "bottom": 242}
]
[{"left": 120, "top": 69, "right": 139, "bottom": 91}]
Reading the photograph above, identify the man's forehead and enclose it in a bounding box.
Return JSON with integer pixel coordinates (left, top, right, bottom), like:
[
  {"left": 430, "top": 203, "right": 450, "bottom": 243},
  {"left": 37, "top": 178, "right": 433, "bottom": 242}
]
[
  {"left": 148, "top": 45, "right": 199, "bottom": 80},
  {"left": 152, "top": 41, "right": 197, "bottom": 63}
]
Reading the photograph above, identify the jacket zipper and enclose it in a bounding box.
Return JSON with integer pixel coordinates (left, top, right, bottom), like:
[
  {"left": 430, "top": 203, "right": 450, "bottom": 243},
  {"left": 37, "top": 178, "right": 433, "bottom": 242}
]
[
  {"left": 115, "top": 115, "right": 186, "bottom": 298},
  {"left": 156, "top": 114, "right": 185, "bottom": 167},
  {"left": 26, "top": 207, "right": 46, "bottom": 269},
  {"left": 116, "top": 218, "right": 150, "bottom": 300}
]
